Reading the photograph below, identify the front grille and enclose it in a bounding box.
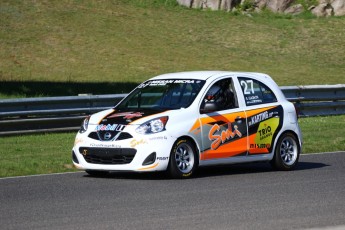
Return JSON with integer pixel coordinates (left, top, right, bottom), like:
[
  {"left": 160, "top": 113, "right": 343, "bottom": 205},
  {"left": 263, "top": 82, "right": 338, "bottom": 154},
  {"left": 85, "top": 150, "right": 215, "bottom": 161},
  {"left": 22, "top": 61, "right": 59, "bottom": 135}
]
[
  {"left": 97, "top": 130, "right": 118, "bottom": 141},
  {"left": 79, "top": 147, "right": 136, "bottom": 165},
  {"left": 117, "top": 132, "right": 133, "bottom": 140},
  {"left": 88, "top": 131, "right": 133, "bottom": 141},
  {"left": 88, "top": 132, "right": 99, "bottom": 140}
]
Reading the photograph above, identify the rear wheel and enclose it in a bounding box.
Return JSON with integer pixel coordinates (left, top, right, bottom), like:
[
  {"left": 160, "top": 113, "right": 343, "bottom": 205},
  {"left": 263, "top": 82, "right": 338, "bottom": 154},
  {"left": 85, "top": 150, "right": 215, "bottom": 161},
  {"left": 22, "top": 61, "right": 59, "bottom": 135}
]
[
  {"left": 168, "top": 139, "right": 198, "bottom": 179},
  {"left": 271, "top": 133, "right": 300, "bottom": 170}
]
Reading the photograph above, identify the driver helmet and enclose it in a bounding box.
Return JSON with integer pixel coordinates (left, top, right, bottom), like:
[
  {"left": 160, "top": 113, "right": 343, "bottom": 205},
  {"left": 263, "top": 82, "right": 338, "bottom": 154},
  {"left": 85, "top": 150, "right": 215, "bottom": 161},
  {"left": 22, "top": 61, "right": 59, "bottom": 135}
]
[{"left": 205, "top": 85, "right": 223, "bottom": 103}]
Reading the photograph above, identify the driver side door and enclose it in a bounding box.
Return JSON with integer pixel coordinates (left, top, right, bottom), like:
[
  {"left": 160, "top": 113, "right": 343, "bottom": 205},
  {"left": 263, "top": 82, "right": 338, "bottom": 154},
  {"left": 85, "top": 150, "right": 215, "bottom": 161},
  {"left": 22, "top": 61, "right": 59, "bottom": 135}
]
[{"left": 197, "top": 77, "right": 249, "bottom": 161}]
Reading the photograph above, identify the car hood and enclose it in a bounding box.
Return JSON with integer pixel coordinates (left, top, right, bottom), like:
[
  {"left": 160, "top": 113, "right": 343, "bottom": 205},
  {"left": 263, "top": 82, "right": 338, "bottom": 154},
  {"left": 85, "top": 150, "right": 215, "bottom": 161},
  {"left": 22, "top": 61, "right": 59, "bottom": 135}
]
[{"left": 89, "top": 108, "right": 170, "bottom": 126}]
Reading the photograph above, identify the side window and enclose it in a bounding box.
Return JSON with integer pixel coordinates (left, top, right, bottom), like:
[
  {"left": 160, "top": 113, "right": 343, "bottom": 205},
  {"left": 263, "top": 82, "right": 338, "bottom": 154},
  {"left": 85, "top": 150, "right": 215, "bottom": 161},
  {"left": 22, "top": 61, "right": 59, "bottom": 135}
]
[
  {"left": 239, "top": 77, "right": 277, "bottom": 106},
  {"left": 200, "top": 78, "right": 238, "bottom": 113}
]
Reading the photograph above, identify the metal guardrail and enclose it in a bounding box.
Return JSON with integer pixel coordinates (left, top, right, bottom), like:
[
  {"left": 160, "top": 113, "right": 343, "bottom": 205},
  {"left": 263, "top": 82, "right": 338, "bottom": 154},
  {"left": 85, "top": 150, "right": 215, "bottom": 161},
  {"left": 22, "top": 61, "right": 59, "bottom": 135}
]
[
  {"left": 0, "top": 94, "right": 126, "bottom": 136},
  {"left": 281, "top": 84, "right": 345, "bottom": 116},
  {"left": 1, "top": 85, "right": 345, "bottom": 136}
]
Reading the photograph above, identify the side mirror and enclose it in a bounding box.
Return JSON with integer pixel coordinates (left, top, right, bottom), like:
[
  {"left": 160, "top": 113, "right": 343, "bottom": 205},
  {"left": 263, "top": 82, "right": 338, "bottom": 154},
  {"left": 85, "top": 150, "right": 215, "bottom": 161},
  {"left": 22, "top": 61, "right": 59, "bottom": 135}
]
[{"left": 200, "top": 101, "right": 219, "bottom": 114}]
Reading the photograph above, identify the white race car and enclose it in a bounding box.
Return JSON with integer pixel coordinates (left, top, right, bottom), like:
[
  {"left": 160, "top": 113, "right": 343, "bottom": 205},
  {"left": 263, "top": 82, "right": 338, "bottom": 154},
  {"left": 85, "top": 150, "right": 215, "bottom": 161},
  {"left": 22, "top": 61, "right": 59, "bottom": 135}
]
[{"left": 72, "top": 71, "right": 302, "bottom": 178}]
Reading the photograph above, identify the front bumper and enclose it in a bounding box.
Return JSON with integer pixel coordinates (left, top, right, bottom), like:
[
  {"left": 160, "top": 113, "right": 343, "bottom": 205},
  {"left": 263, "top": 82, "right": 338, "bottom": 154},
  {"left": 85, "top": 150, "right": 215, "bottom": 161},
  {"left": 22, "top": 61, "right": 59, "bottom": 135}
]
[{"left": 72, "top": 132, "right": 175, "bottom": 172}]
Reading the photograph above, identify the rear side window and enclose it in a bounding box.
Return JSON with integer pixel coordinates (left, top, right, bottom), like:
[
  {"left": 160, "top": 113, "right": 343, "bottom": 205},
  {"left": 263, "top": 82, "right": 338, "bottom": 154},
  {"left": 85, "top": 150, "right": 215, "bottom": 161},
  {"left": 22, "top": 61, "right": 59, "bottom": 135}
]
[{"left": 238, "top": 77, "right": 277, "bottom": 106}]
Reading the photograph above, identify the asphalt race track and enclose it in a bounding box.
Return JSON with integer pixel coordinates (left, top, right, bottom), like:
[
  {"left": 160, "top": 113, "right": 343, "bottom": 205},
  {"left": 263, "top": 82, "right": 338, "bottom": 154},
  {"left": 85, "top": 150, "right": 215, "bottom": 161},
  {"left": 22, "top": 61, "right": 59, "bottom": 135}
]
[{"left": 1, "top": 152, "right": 344, "bottom": 230}]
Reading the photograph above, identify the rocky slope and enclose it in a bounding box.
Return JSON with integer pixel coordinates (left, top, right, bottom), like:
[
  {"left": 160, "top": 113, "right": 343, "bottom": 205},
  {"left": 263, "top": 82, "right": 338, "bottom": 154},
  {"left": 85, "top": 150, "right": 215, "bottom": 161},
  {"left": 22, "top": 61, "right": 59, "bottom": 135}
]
[{"left": 177, "top": 0, "right": 345, "bottom": 16}]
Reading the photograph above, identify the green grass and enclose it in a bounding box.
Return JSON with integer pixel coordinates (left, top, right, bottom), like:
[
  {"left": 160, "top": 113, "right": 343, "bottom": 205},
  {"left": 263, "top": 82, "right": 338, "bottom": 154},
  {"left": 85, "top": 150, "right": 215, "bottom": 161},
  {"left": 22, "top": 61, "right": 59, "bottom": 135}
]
[
  {"left": 1, "top": 0, "right": 345, "bottom": 98},
  {"left": 0, "top": 115, "right": 344, "bottom": 178},
  {"left": 299, "top": 115, "right": 345, "bottom": 153},
  {"left": 0, "top": 132, "right": 77, "bottom": 178}
]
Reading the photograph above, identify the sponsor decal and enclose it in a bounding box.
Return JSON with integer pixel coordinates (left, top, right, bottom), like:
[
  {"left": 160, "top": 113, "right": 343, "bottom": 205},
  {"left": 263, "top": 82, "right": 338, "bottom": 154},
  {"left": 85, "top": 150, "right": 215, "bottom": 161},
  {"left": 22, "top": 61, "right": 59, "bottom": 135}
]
[
  {"left": 90, "top": 143, "right": 121, "bottom": 148},
  {"left": 138, "top": 79, "right": 197, "bottom": 88},
  {"left": 124, "top": 112, "right": 143, "bottom": 120},
  {"left": 250, "top": 143, "right": 271, "bottom": 149},
  {"left": 106, "top": 112, "right": 143, "bottom": 119},
  {"left": 247, "top": 95, "right": 259, "bottom": 100},
  {"left": 148, "top": 136, "right": 167, "bottom": 141},
  {"left": 107, "top": 112, "right": 136, "bottom": 118},
  {"left": 95, "top": 124, "right": 126, "bottom": 131},
  {"left": 248, "top": 110, "right": 277, "bottom": 126},
  {"left": 156, "top": 157, "right": 169, "bottom": 161},
  {"left": 173, "top": 80, "right": 195, "bottom": 84},
  {"left": 208, "top": 123, "right": 242, "bottom": 150},
  {"left": 254, "top": 117, "right": 279, "bottom": 146},
  {"left": 130, "top": 139, "right": 148, "bottom": 148},
  {"left": 245, "top": 97, "right": 263, "bottom": 105},
  {"left": 138, "top": 80, "right": 173, "bottom": 88},
  {"left": 247, "top": 106, "right": 283, "bottom": 154}
]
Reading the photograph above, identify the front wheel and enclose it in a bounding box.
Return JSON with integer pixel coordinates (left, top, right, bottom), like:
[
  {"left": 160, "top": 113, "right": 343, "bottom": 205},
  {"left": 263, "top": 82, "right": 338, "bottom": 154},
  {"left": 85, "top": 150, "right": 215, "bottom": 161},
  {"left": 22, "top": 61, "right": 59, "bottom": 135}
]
[
  {"left": 271, "top": 132, "right": 300, "bottom": 170},
  {"left": 168, "top": 139, "right": 198, "bottom": 179}
]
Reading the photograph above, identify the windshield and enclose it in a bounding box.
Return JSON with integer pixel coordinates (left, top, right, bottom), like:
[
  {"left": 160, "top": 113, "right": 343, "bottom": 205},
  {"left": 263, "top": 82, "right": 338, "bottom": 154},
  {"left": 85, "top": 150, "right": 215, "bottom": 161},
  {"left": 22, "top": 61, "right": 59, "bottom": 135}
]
[{"left": 116, "top": 79, "right": 205, "bottom": 111}]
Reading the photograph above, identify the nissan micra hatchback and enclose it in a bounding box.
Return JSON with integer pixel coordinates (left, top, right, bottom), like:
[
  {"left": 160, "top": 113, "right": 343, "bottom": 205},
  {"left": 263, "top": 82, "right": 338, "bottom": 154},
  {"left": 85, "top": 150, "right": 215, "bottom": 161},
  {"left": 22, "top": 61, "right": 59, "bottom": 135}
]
[{"left": 72, "top": 71, "right": 302, "bottom": 178}]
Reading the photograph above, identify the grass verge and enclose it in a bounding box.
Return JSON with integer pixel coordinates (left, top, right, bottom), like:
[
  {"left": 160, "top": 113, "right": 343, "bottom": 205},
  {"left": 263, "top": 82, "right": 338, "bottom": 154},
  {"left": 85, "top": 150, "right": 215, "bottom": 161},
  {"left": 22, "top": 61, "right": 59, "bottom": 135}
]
[
  {"left": 0, "top": 115, "right": 344, "bottom": 178},
  {"left": 0, "top": 132, "right": 77, "bottom": 178},
  {"left": 1, "top": 0, "right": 345, "bottom": 98},
  {"left": 298, "top": 115, "right": 345, "bottom": 153}
]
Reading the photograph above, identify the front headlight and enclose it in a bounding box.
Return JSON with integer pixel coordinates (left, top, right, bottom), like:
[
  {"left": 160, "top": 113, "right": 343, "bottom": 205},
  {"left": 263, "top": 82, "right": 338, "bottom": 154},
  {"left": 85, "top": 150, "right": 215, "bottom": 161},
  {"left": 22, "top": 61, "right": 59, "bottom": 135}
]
[
  {"left": 136, "top": 116, "right": 168, "bottom": 134},
  {"left": 79, "top": 116, "right": 90, "bottom": 133}
]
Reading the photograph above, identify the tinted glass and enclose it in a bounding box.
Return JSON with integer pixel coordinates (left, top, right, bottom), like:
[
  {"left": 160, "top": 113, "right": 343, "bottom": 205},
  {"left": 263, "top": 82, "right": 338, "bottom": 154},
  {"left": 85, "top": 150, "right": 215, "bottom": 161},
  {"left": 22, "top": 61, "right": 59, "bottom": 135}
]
[
  {"left": 239, "top": 77, "right": 277, "bottom": 106},
  {"left": 201, "top": 78, "right": 238, "bottom": 112},
  {"left": 116, "top": 79, "right": 205, "bottom": 111}
]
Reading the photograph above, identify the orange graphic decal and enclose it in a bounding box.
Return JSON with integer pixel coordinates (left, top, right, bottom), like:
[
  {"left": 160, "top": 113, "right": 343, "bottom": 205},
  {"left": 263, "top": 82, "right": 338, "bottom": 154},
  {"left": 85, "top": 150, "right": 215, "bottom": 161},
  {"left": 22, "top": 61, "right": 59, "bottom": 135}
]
[
  {"left": 201, "top": 138, "right": 247, "bottom": 160},
  {"left": 138, "top": 163, "right": 159, "bottom": 171}
]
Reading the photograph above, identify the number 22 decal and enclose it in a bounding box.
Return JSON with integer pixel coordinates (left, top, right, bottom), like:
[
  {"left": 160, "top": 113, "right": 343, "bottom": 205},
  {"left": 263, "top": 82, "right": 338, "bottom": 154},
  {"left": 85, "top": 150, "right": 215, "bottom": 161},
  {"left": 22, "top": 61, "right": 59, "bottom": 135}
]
[{"left": 240, "top": 80, "right": 254, "bottom": 95}]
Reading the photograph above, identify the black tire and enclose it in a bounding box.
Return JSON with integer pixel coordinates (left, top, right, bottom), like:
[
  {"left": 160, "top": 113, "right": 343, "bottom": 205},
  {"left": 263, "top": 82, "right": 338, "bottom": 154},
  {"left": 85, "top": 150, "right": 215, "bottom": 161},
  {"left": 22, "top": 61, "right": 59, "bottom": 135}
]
[
  {"left": 85, "top": 170, "right": 109, "bottom": 177},
  {"left": 168, "top": 139, "right": 198, "bottom": 179},
  {"left": 271, "top": 132, "right": 300, "bottom": 171}
]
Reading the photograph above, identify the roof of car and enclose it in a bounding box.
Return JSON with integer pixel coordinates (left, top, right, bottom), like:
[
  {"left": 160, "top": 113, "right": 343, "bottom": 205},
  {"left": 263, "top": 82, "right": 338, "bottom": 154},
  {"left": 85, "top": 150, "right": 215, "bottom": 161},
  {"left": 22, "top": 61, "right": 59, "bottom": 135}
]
[{"left": 150, "top": 71, "right": 271, "bottom": 81}]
